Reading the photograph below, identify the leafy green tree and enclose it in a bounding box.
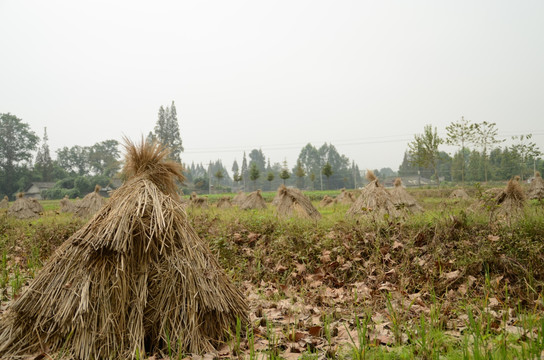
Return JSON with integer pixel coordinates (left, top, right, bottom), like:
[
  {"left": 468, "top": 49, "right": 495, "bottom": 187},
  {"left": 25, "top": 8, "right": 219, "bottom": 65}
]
[
  {"left": 249, "top": 162, "right": 260, "bottom": 190},
  {"left": 279, "top": 160, "right": 290, "bottom": 185},
  {"left": 34, "top": 127, "right": 54, "bottom": 182},
  {"left": 0, "top": 113, "right": 39, "bottom": 198},
  {"left": 510, "top": 134, "right": 542, "bottom": 180},
  {"left": 474, "top": 121, "right": 503, "bottom": 182},
  {"left": 56, "top": 145, "right": 90, "bottom": 176},
  {"left": 408, "top": 125, "right": 442, "bottom": 187},
  {"left": 266, "top": 171, "right": 275, "bottom": 190},
  {"left": 214, "top": 169, "right": 224, "bottom": 186},
  {"left": 322, "top": 162, "right": 333, "bottom": 189},
  {"left": 89, "top": 139, "right": 120, "bottom": 177},
  {"left": 446, "top": 116, "right": 476, "bottom": 184}
]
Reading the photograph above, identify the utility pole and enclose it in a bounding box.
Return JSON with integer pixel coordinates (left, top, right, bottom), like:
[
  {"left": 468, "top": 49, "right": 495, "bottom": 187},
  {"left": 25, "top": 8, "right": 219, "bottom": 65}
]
[
  {"left": 320, "top": 159, "right": 323, "bottom": 191},
  {"left": 352, "top": 161, "right": 356, "bottom": 189}
]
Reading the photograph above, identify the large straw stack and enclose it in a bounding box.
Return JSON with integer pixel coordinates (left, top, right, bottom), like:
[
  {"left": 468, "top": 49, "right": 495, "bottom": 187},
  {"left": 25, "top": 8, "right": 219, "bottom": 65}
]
[
  {"left": 389, "top": 178, "right": 423, "bottom": 213},
  {"left": 494, "top": 177, "right": 526, "bottom": 218},
  {"left": 240, "top": 189, "right": 267, "bottom": 210},
  {"left": 275, "top": 185, "right": 321, "bottom": 220},
  {"left": 528, "top": 172, "right": 544, "bottom": 201},
  {"left": 347, "top": 170, "right": 401, "bottom": 219},
  {"left": 7, "top": 193, "right": 43, "bottom": 219},
  {"left": 74, "top": 185, "right": 106, "bottom": 218},
  {"left": 0, "top": 139, "right": 248, "bottom": 359}
]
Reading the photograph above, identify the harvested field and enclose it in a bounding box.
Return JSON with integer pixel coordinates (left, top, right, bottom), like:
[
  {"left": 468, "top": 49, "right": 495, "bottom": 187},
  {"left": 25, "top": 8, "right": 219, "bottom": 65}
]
[{"left": 1, "top": 187, "right": 544, "bottom": 359}]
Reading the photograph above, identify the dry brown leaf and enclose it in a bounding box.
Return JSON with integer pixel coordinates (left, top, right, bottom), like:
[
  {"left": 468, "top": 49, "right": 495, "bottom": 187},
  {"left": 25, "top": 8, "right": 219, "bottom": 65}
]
[
  {"left": 320, "top": 250, "right": 331, "bottom": 264},
  {"left": 443, "top": 270, "right": 460, "bottom": 280},
  {"left": 308, "top": 325, "right": 322, "bottom": 337},
  {"left": 488, "top": 234, "right": 500, "bottom": 242}
]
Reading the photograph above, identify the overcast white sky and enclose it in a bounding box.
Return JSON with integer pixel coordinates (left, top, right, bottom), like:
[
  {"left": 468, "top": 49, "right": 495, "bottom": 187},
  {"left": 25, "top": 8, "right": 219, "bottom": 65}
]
[{"left": 1, "top": 1, "right": 543, "bottom": 175}]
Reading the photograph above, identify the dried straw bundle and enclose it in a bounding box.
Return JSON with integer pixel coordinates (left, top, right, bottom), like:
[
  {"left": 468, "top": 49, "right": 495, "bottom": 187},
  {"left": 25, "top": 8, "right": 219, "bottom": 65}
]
[
  {"left": 449, "top": 189, "right": 470, "bottom": 199},
  {"left": 59, "top": 195, "right": 75, "bottom": 213},
  {"left": 216, "top": 196, "right": 232, "bottom": 208},
  {"left": 0, "top": 139, "right": 248, "bottom": 359},
  {"left": 494, "top": 178, "right": 526, "bottom": 218},
  {"left": 0, "top": 196, "right": 9, "bottom": 210},
  {"left": 190, "top": 192, "right": 208, "bottom": 208},
  {"left": 528, "top": 172, "right": 544, "bottom": 200},
  {"left": 74, "top": 185, "right": 106, "bottom": 218},
  {"left": 239, "top": 190, "right": 267, "bottom": 210},
  {"left": 347, "top": 170, "right": 401, "bottom": 219},
  {"left": 389, "top": 178, "right": 423, "bottom": 213},
  {"left": 7, "top": 193, "right": 43, "bottom": 219},
  {"left": 232, "top": 190, "right": 247, "bottom": 206},
  {"left": 275, "top": 185, "right": 321, "bottom": 220},
  {"left": 335, "top": 188, "right": 355, "bottom": 204},
  {"left": 319, "top": 195, "right": 335, "bottom": 207}
]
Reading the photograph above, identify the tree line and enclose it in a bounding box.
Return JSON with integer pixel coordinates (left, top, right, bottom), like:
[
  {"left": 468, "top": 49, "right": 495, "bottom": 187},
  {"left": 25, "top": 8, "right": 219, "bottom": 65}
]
[
  {"left": 402, "top": 117, "right": 543, "bottom": 186},
  {"left": 1, "top": 109, "right": 542, "bottom": 199}
]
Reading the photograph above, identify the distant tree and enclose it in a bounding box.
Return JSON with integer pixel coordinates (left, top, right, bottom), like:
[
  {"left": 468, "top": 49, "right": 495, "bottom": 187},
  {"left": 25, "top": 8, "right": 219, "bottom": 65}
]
[
  {"left": 467, "top": 150, "right": 484, "bottom": 181},
  {"left": 510, "top": 134, "right": 542, "bottom": 180},
  {"left": 56, "top": 145, "right": 90, "bottom": 176},
  {"left": 318, "top": 143, "right": 350, "bottom": 189},
  {"left": 267, "top": 171, "right": 275, "bottom": 185},
  {"left": 89, "top": 139, "right": 120, "bottom": 177},
  {"left": 474, "top": 121, "right": 503, "bottom": 182},
  {"left": 152, "top": 101, "right": 183, "bottom": 162},
  {"left": 294, "top": 160, "right": 306, "bottom": 189},
  {"left": 241, "top": 152, "right": 248, "bottom": 189},
  {"left": 249, "top": 149, "right": 266, "bottom": 173},
  {"left": 34, "top": 127, "right": 54, "bottom": 182},
  {"left": 408, "top": 125, "right": 442, "bottom": 187},
  {"left": 249, "top": 162, "right": 260, "bottom": 190},
  {"left": 214, "top": 169, "right": 224, "bottom": 186},
  {"left": 322, "top": 162, "right": 333, "bottom": 189},
  {"left": 232, "top": 159, "right": 239, "bottom": 176},
  {"left": 446, "top": 116, "right": 476, "bottom": 184},
  {"left": 279, "top": 160, "right": 290, "bottom": 185},
  {"left": 297, "top": 143, "right": 321, "bottom": 181}
]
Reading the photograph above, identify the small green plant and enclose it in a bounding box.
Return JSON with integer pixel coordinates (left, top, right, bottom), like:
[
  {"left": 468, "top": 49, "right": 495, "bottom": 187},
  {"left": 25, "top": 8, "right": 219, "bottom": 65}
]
[{"left": 344, "top": 313, "right": 370, "bottom": 360}]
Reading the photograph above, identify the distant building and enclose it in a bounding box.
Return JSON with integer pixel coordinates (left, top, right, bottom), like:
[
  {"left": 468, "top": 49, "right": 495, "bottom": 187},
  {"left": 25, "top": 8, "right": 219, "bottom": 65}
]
[{"left": 24, "top": 182, "right": 56, "bottom": 199}]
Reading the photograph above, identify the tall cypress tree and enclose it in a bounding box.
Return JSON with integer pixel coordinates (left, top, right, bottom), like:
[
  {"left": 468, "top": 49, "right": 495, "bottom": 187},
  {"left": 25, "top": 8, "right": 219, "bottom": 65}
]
[
  {"left": 35, "top": 127, "right": 54, "bottom": 181},
  {"left": 153, "top": 102, "right": 183, "bottom": 162}
]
